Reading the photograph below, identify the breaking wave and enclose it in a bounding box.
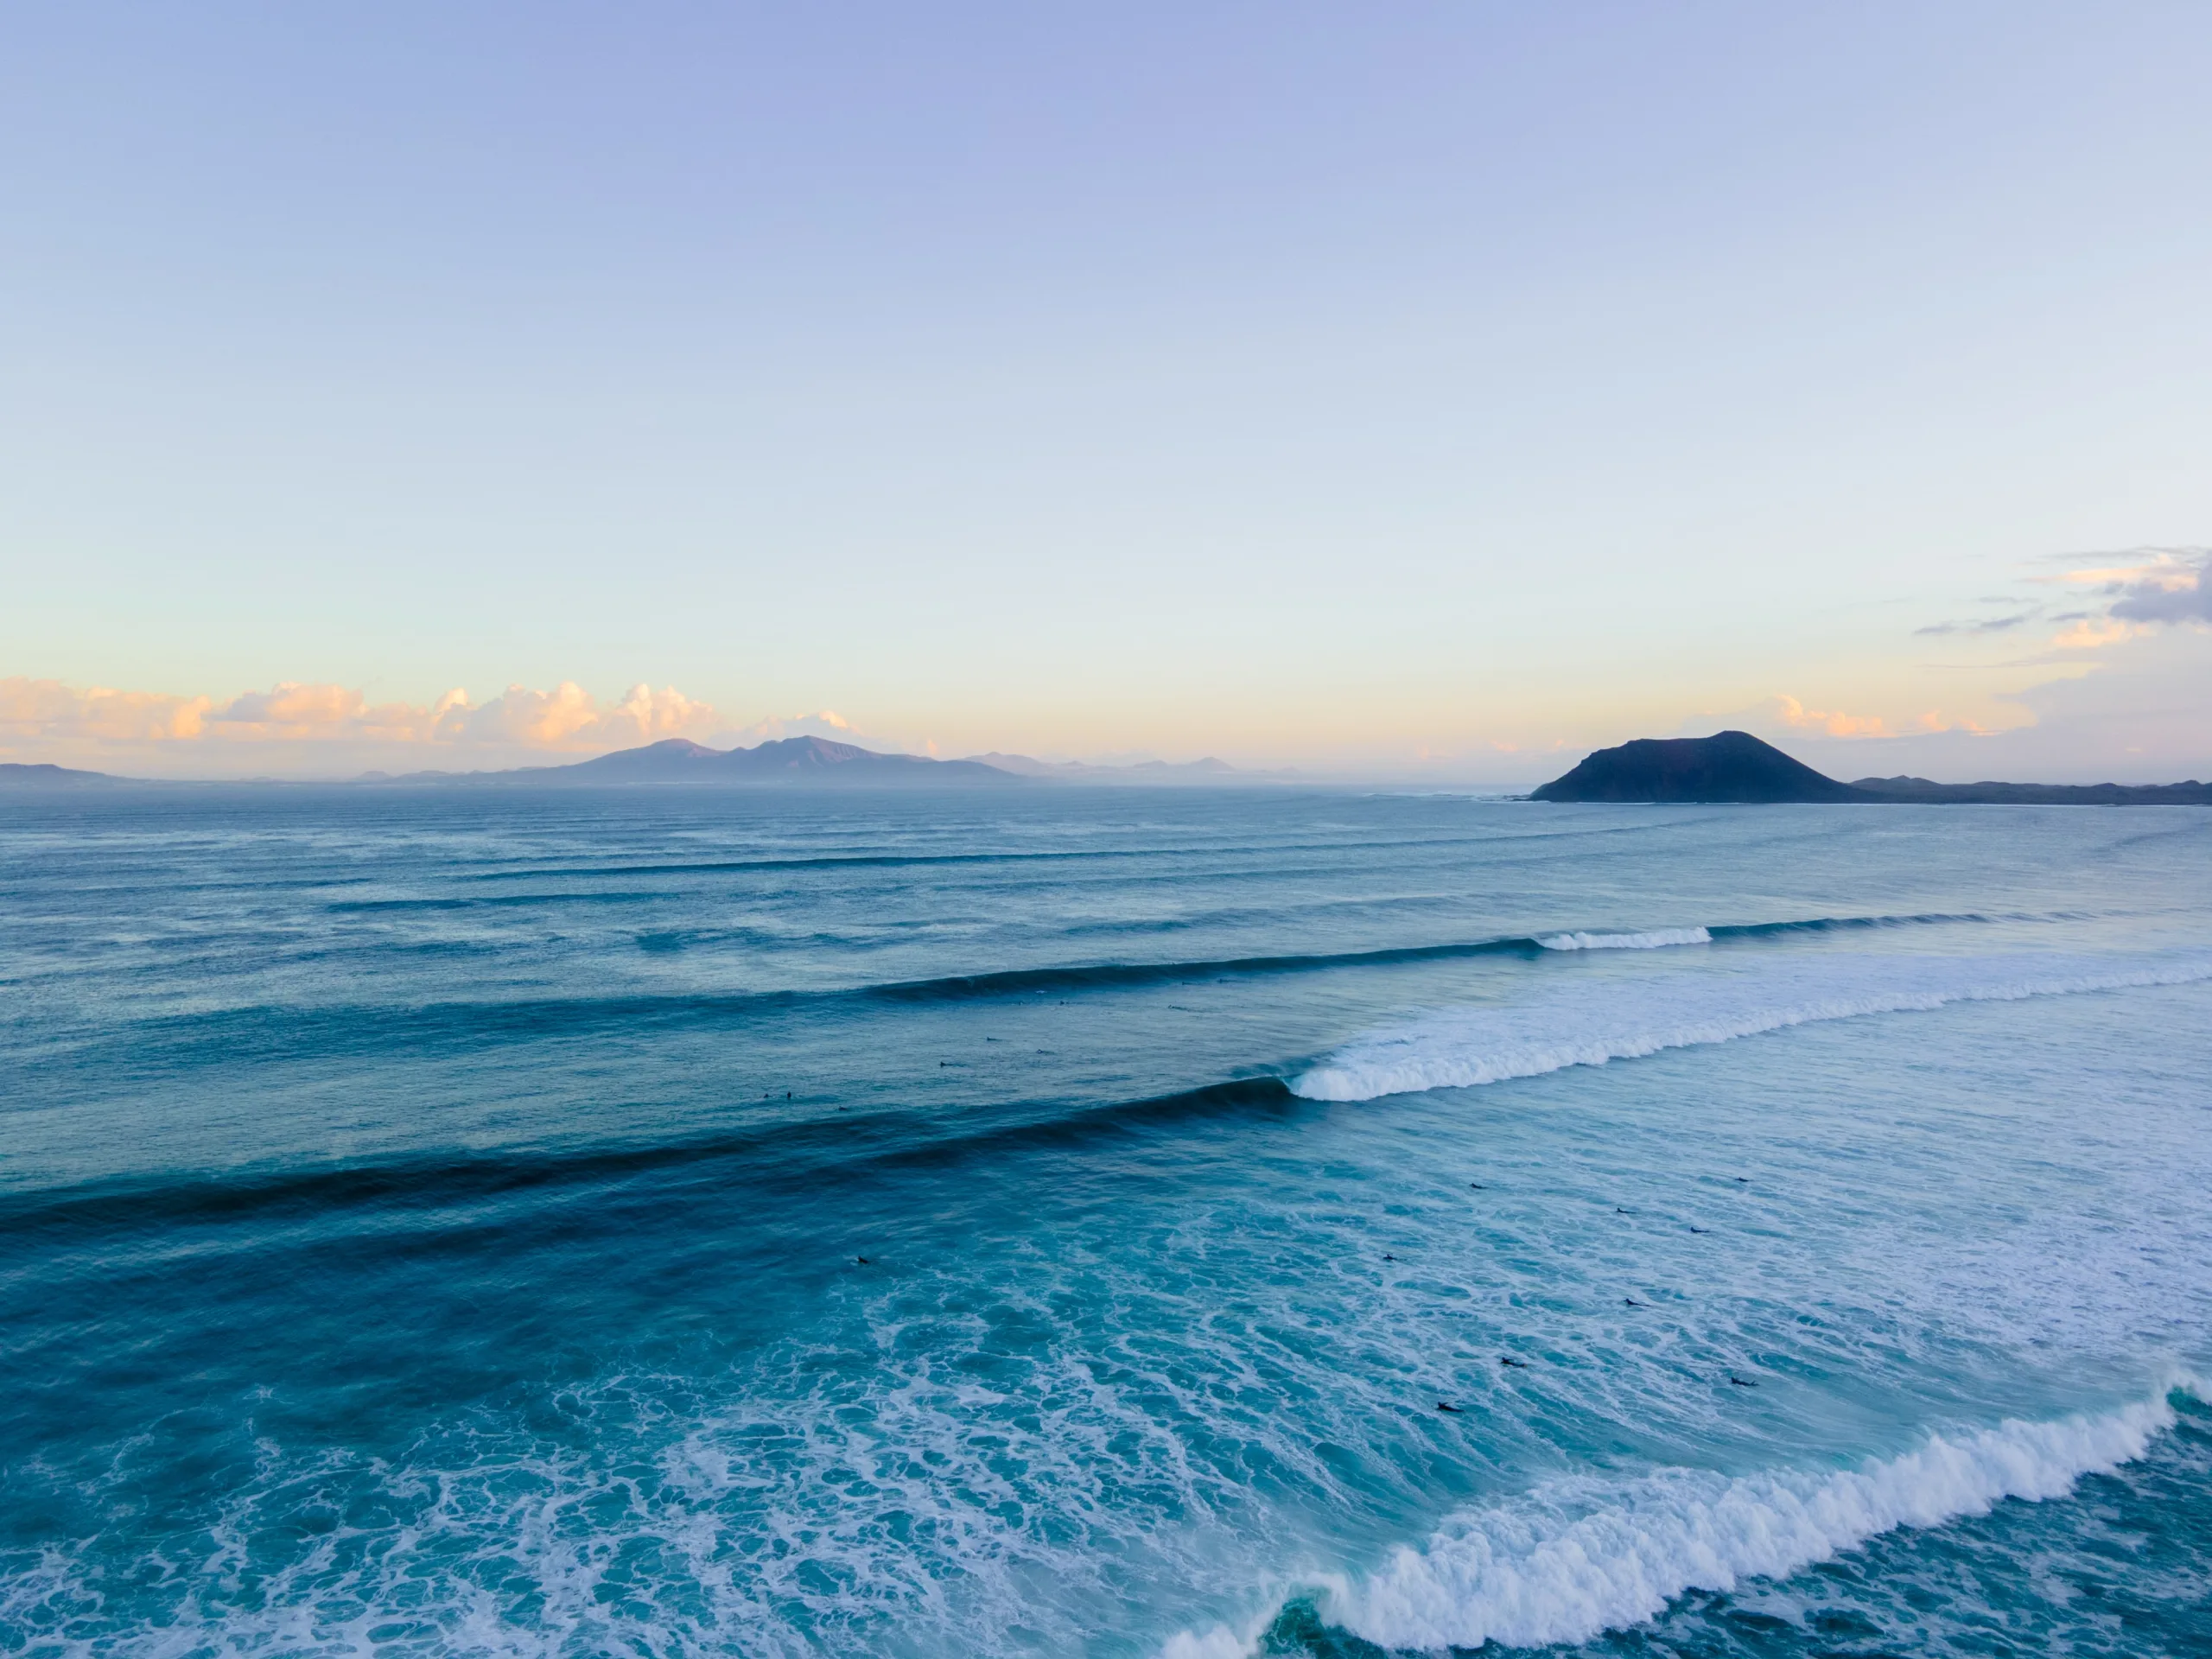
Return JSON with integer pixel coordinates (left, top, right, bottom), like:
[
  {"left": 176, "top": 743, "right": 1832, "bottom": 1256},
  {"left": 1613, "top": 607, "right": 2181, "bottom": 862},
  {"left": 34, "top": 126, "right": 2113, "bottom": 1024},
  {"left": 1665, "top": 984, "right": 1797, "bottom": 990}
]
[
  {"left": 1536, "top": 926, "right": 1711, "bottom": 950},
  {"left": 1168, "top": 1380, "right": 2201, "bottom": 1657},
  {"left": 875, "top": 913, "right": 1989, "bottom": 998},
  {"left": 1294, "top": 951, "right": 2212, "bottom": 1101}
]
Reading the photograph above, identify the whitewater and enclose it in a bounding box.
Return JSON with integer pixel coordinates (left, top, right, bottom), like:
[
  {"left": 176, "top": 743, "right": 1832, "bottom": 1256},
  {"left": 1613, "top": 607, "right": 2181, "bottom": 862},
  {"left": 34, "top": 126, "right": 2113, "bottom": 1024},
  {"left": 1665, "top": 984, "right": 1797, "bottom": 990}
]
[
  {"left": 1338, "top": 1381, "right": 2197, "bottom": 1651},
  {"left": 1171, "top": 1380, "right": 2204, "bottom": 1657},
  {"left": 1294, "top": 950, "right": 2212, "bottom": 1101},
  {"left": 3, "top": 788, "right": 2209, "bottom": 1656}
]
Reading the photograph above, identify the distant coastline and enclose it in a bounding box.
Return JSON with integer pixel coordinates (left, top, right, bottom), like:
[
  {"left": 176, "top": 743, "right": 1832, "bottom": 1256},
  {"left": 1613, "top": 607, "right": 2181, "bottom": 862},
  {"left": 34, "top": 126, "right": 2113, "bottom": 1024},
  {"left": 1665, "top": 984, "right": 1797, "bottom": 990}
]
[
  {"left": 0, "top": 738, "right": 1263, "bottom": 791},
  {"left": 8, "top": 730, "right": 2209, "bottom": 801},
  {"left": 0, "top": 762, "right": 119, "bottom": 787}
]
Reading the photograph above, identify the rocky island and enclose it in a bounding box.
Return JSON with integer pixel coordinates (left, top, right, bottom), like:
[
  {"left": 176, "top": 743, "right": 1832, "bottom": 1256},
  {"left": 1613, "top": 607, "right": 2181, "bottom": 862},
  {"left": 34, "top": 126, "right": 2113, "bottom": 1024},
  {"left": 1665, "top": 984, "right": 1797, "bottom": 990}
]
[{"left": 1532, "top": 732, "right": 2212, "bottom": 805}]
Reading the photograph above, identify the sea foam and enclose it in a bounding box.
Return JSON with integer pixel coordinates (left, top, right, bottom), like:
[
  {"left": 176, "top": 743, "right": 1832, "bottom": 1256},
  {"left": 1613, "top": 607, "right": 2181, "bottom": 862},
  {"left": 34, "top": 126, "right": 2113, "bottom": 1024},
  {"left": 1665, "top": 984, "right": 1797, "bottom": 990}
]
[
  {"left": 1535, "top": 926, "right": 1712, "bottom": 950},
  {"left": 1294, "top": 952, "right": 2212, "bottom": 1102},
  {"left": 1336, "top": 1382, "right": 2197, "bottom": 1652},
  {"left": 1167, "top": 1381, "right": 2200, "bottom": 1657}
]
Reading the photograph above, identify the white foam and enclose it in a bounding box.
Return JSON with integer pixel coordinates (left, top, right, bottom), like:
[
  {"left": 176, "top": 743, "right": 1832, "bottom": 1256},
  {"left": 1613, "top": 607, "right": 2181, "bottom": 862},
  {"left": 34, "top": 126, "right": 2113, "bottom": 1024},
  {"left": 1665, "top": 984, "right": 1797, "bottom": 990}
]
[
  {"left": 1160, "top": 1620, "right": 1274, "bottom": 1659},
  {"left": 1294, "top": 952, "right": 2212, "bottom": 1102},
  {"left": 1162, "top": 1381, "right": 2199, "bottom": 1658},
  {"left": 1536, "top": 927, "right": 1712, "bottom": 951},
  {"left": 1333, "top": 1381, "right": 2197, "bottom": 1653}
]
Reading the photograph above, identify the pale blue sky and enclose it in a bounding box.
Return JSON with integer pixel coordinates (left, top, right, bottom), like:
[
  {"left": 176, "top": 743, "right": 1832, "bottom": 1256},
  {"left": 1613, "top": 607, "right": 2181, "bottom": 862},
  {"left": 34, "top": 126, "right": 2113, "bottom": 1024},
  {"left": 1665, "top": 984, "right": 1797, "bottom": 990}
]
[{"left": 3, "top": 3, "right": 2209, "bottom": 779}]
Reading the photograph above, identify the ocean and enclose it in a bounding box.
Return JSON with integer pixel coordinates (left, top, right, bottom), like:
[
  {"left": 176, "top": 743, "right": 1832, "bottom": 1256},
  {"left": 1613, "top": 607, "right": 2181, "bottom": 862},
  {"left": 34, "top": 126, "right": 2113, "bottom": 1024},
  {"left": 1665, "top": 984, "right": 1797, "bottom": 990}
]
[{"left": 2, "top": 786, "right": 2208, "bottom": 1657}]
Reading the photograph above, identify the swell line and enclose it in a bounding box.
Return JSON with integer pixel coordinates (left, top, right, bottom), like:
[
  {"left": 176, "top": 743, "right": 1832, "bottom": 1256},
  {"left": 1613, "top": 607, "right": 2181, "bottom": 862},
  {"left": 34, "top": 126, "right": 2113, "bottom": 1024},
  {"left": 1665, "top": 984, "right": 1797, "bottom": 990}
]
[
  {"left": 28, "top": 912, "right": 2018, "bottom": 1065},
  {"left": 865, "top": 913, "right": 1991, "bottom": 997},
  {"left": 1709, "top": 910, "right": 1996, "bottom": 939},
  {"left": 0, "top": 1077, "right": 1299, "bottom": 1240},
  {"left": 866, "top": 938, "right": 1543, "bottom": 1000},
  {"left": 451, "top": 833, "right": 1506, "bottom": 885}
]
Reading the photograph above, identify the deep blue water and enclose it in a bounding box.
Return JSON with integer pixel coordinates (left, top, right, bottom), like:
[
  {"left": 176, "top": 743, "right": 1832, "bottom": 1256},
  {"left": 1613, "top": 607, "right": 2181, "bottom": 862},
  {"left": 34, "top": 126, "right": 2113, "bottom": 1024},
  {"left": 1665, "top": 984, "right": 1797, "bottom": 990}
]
[{"left": 2, "top": 786, "right": 2209, "bottom": 1657}]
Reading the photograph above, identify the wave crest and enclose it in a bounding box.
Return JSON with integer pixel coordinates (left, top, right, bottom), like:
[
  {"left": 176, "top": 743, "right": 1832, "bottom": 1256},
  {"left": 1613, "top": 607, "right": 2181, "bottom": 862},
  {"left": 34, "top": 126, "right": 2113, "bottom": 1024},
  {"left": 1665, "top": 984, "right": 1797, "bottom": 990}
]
[
  {"left": 1166, "top": 1382, "right": 2200, "bottom": 1658},
  {"left": 1536, "top": 927, "right": 1711, "bottom": 950},
  {"left": 1332, "top": 1382, "right": 2197, "bottom": 1652},
  {"left": 1294, "top": 953, "right": 2212, "bottom": 1102}
]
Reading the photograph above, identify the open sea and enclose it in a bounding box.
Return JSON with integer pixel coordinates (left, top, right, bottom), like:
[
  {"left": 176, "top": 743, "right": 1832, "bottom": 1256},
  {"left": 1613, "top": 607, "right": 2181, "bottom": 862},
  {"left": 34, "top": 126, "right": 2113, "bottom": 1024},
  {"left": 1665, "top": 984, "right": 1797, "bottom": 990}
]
[{"left": 3, "top": 785, "right": 2209, "bottom": 1659}]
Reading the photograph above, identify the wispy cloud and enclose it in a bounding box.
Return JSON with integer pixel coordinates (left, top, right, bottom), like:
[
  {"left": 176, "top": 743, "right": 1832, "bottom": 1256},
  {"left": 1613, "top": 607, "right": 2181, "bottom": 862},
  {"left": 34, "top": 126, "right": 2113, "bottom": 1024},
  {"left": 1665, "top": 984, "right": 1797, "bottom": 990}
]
[
  {"left": 2034, "top": 547, "right": 2210, "bottom": 640},
  {"left": 1920, "top": 546, "right": 2212, "bottom": 666},
  {"left": 1913, "top": 613, "right": 2035, "bottom": 637}
]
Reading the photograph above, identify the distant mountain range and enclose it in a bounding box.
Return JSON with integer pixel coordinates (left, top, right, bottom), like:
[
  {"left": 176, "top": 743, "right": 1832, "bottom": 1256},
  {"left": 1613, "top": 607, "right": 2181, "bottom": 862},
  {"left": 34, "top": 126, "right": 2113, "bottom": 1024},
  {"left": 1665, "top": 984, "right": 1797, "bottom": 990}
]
[
  {"left": 360, "top": 736, "right": 1027, "bottom": 787},
  {"left": 1531, "top": 732, "right": 2212, "bottom": 805},
  {"left": 356, "top": 737, "right": 1260, "bottom": 786},
  {"left": 2, "top": 738, "right": 1250, "bottom": 789}
]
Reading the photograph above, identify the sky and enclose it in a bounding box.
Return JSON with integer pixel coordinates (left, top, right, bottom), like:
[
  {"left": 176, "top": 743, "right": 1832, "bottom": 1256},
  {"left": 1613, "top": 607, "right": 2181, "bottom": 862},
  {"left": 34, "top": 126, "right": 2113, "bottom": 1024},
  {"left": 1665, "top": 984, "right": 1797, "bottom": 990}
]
[{"left": 3, "top": 2, "right": 2209, "bottom": 783}]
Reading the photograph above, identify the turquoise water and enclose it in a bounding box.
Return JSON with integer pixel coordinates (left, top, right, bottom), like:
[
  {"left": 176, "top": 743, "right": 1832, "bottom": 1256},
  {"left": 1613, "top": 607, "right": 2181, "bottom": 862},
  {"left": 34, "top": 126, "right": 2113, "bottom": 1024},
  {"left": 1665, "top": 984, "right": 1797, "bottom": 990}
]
[{"left": 2, "top": 788, "right": 2208, "bottom": 1656}]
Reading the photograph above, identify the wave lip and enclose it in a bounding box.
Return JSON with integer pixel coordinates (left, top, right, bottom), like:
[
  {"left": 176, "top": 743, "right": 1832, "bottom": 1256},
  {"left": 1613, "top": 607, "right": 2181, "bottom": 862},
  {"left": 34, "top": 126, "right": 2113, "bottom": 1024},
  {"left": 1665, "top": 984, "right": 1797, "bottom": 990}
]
[
  {"left": 1294, "top": 953, "right": 2212, "bottom": 1103},
  {"left": 1327, "top": 1382, "right": 2197, "bottom": 1654},
  {"left": 1536, "top": 926, "right": 1711, "bottom": 951}
]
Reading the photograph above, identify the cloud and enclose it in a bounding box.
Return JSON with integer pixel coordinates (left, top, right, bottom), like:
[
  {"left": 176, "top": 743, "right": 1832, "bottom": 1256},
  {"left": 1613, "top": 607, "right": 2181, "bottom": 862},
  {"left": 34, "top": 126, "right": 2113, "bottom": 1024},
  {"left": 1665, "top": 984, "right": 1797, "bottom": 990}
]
[
  {"left": 2029, "top": 548, "right": 2212, "bottom": 644},
  {"left": 0, "top": 678, "right": 214, "bottom": 743},
  {"left": 208, "top": 682, "right": 453, "bottom": 740},
  {"left": 1778, "top": 624, "right": 2212, "bottom": 784},
  {"left": 2049, "top": 617, "right": 2141, "bottom": 651},
  {"left": 1770, "top": 696, "right": 1892, "bottom": 738},
  {"left": 435, "top": 682, "right": 721, "bottom": 748},
  {"left": 1745, "top": 588, "right": 2209, "bottom": 783},
  {"left": 1895, "top": 548, "right": 2209, "bottom": 672},
  {"left": 1764, "top": 696, "right": 1986, "bottom": 741},
  {"left": 2107, "top": 551, "right": 2211, "bottom": 626},
  {"left": 0, "top": 676, "right": 723, "bottom": 769},
  {"left": 1913, "top": 613, "right": 2034, "bottom": 637},
  {"left": 709, "top": 709, "right": 906, "bottom": 751},
  {"left": 215, "top": 683, "right": 372, "bottom": 727}
]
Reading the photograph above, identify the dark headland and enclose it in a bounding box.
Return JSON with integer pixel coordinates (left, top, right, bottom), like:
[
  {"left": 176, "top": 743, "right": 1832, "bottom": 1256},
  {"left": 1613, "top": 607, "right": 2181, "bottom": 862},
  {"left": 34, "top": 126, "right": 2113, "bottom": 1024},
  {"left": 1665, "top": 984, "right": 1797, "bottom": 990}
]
[
  {"left": 1532, "top": 731, "right": 2212, "bottom": 805},
  {"left": 0, "top": 762, "right": 122, "bottom": 787}
]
